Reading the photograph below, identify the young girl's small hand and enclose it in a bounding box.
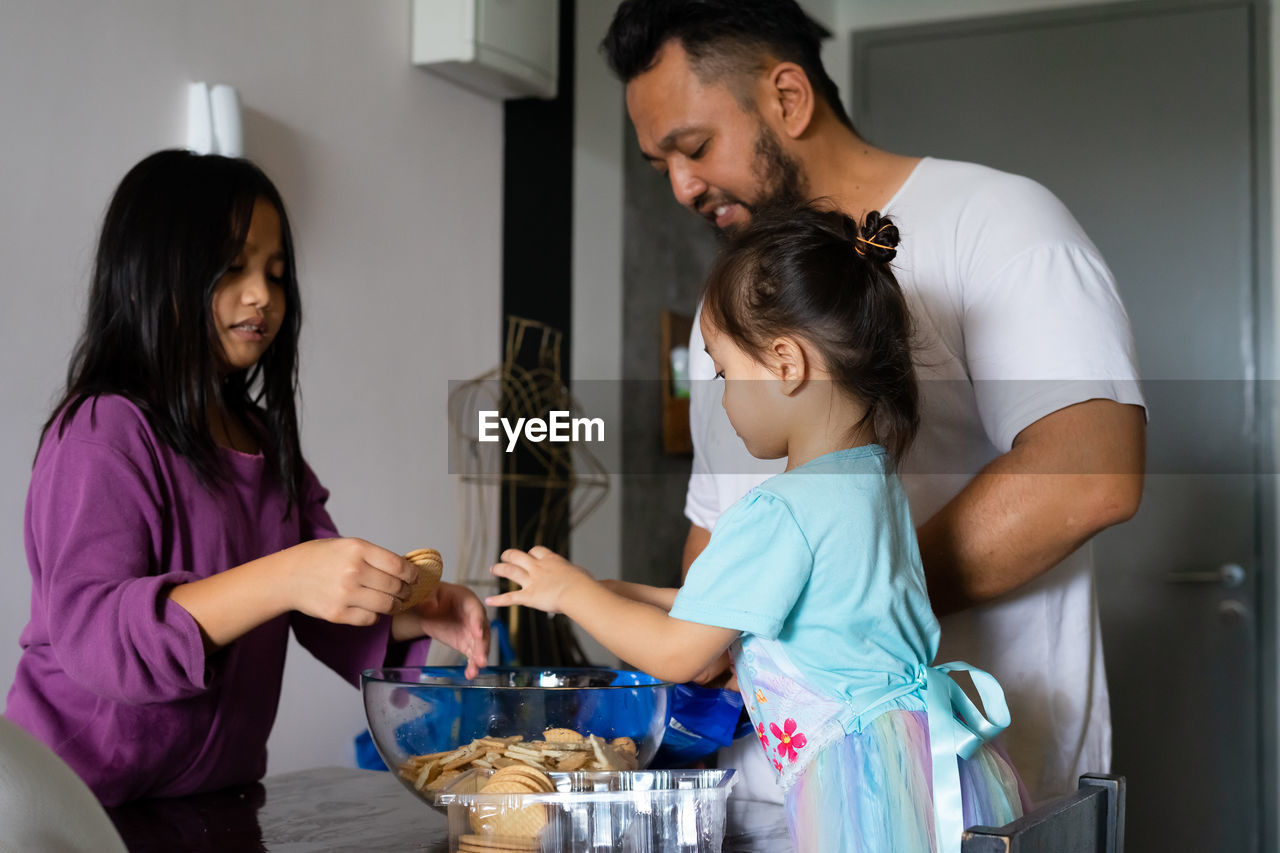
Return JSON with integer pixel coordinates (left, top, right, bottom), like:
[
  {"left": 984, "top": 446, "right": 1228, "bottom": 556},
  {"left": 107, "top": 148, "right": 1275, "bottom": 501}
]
[
  {"left": 486, "top": 547, "right": 592, "bottom": 614},
  {"left": 285, "top": 538, "right": 416, "bottom": 626},
  {"left": 393, "top": 582, "right": 490, "bottom": 679}
]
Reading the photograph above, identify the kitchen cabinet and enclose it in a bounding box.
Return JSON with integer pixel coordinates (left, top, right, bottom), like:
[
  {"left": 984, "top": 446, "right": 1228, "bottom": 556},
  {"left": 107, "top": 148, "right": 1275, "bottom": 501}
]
[{"left": 411, "top": 0, "right": 558, "bottom": 100}]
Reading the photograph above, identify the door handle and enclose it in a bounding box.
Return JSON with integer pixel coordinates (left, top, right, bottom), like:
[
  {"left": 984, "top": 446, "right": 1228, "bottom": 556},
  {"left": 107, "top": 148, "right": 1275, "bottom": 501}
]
[{"left": 1163, "top": 563, "right": 1246, "bottom": 588}]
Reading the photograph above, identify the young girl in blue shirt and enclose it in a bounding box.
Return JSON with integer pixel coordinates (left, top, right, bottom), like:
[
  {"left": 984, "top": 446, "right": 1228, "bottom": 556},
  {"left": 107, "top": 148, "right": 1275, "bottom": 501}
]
[{"left": 488, "top": 205, "right": 1026, "bottom": 852}]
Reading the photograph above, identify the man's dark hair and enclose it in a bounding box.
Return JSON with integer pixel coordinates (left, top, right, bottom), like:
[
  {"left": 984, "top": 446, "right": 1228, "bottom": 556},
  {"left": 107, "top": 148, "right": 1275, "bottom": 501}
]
[{"left": 602, "top": 0, "right": 854, "bottom": 131}]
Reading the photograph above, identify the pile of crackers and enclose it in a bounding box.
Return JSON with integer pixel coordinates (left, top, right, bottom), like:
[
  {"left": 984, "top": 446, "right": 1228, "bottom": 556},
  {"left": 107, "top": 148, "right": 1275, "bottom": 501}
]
[{"left": 398, "top": 728, "right": 639, "bottom": 794}]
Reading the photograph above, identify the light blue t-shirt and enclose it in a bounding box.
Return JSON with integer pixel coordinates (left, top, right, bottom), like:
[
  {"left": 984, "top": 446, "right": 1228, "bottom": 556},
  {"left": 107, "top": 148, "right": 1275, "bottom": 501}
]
[{"left": 670, "top": 445, "right": 941, "bottom": 711}]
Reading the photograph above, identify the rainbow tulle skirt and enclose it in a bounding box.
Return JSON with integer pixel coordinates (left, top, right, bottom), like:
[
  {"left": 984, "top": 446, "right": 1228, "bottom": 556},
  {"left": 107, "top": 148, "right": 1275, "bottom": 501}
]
[{"left": 785, "top": 709, "right": 1027, "bottom": 852}]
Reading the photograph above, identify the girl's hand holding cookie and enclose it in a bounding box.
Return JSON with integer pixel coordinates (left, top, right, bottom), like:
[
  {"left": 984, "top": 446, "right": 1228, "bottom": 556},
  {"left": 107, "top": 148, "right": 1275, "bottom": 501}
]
[
  {"left": 392, "top": 582, "right": 490, "bottom": 678},
  {"left": 285, "top": 537, "right": 416, "bottom": 626},
  {"left": 486, "top": 546, "right": 592, "bottom": 614}
]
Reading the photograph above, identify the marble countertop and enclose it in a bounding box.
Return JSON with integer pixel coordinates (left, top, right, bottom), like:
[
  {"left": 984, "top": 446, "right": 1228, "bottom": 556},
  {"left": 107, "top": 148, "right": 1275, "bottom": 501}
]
[{"left": 106, "top": 766, "right": 793, "bottom": 852}]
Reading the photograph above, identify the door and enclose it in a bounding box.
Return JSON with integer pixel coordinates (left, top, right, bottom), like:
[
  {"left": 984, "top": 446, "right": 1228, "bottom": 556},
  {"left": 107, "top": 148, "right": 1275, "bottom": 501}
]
[{"left": 852, "top": 3, "right": 1268, "bottom": 851}]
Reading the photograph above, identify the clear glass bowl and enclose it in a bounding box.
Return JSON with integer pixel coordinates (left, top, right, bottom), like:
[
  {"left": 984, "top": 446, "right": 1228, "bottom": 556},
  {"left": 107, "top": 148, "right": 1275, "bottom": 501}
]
[{"left": 361, "top": 666, "right": 674, "bottom": 802}]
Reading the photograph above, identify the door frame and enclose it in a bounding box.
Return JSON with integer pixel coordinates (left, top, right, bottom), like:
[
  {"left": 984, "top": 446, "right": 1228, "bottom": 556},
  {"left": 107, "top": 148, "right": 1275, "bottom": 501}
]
[{"left": 848, "top": 0, "right": 1275, "bottom": 846}]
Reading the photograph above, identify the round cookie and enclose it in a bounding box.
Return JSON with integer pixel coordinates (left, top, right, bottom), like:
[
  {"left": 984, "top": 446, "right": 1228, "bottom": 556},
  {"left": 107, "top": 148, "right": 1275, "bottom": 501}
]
[
  {"left": 489, "top": 765, "right": 555, "bottom": 793},
  {"left": 457, "top": 834, "right": 539, "bottom": 853},
  {"left": 396, "top": 549, "right": 443, "bottom": 612},
  {"left": 470, "top": 777, "right": 548, "bottom": 837}
]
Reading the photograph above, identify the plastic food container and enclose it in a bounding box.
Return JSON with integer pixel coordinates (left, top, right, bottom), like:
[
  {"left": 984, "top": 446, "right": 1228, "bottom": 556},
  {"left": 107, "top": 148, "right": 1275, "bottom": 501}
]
[{"left": 434, "top": 768, "right": 737, "bottom": 853}]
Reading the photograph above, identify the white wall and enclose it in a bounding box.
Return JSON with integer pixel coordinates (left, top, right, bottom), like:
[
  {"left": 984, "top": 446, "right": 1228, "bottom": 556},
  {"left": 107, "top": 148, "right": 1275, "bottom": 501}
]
[
  {"left": 569, "top": 0, "right": 626, "bottom": 665},
  {"left": 0, "top": 0, "right": 503, "bottom": 775}
]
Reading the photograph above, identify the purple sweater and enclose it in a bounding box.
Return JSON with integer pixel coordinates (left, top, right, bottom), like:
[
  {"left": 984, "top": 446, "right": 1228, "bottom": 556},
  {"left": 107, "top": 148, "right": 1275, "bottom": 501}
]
[{"left": 5, "top": 395, "right": 422, "bottom": 805}]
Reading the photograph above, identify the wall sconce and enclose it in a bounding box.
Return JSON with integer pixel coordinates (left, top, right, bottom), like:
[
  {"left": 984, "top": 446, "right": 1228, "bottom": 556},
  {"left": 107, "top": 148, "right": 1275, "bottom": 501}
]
[{"left": 187, "top": 82, "right": 243, "bottom": 157}]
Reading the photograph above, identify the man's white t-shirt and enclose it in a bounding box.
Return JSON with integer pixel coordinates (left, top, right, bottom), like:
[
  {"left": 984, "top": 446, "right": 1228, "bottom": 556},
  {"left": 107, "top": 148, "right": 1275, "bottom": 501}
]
[{"left": 685, "top": 157, "right": 1145, "bottom": 805}]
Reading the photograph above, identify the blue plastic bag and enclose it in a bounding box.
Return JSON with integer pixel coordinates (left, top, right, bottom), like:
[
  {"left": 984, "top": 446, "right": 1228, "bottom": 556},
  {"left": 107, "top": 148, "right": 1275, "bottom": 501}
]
[
  {"left": 653, "top": 682, "right": 745, "bottom": 766},
  {"left": 354, "top": 728, "right": 387, "bottom": 771}
]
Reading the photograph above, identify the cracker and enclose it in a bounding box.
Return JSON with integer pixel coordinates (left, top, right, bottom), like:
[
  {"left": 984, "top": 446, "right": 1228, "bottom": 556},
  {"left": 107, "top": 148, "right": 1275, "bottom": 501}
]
[
  {"left": 479, "top": 778, "right": 541, "bottom": 795},
  {"left": 587, "top": 734, "right": 626, "bottom": 771},
  {"left": 443, "top": 743, "right": 486, "bottom": 771},
  {"left": 609, "top": 736, "right": 637, "bottom": 757},
  {"left": 541, "top": 727, "right": 583, "bottom": 742},
  {"left": 458, "top": 834, "right": 539, "bottom": 852},
  {"left": 413, "top": 758, "right": 440, "bottom": 790},
  {"left": 469, "top": 780, "right": 548, "bottom": 837},
  {"left": 504, "top": 746, "right": 544, "bottom": 762},
  {"left": 395, "top": 548, "right": 444, "bottom": 613},
  {"left": 490, "top": 765, "right": 555, "bottom": 793},
  {"left": 425, "top": 768, "right": 462, "bottom": 791}
]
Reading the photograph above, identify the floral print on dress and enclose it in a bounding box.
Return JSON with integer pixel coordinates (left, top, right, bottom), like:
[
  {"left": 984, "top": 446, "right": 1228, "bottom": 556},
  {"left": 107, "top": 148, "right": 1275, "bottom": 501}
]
[
  {"left": 734, "top": 637, "right": 850, "bottom": 791},
  {"left": 771, "top": 718, "right": 808, "bottom": 763}
]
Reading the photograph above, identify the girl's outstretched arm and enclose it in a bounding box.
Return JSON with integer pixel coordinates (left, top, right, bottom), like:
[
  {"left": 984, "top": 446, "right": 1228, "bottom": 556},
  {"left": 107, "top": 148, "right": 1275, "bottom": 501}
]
[
  {"left": 598, "top": 579, "right": 678, "bottom": 612},
  {"left": 171, "top": 539, "right": 489, "bottom": 675},
  {"left": 487, "top": 547, "right": 737, "bottom": 684},
  {"left": 168, "top": 537, "right": 417, "bottom": 650}
]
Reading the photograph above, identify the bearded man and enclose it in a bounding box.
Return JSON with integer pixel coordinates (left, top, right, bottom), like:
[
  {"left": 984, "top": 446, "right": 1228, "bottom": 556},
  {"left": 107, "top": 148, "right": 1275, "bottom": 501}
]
[{"left": 604, "top": 0, "right": 1146, "bottom": 806}]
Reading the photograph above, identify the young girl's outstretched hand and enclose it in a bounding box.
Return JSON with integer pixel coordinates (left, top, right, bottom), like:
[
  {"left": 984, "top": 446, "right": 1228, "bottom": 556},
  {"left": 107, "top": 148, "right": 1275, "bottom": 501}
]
[
  {"left": 487, "top": 547, "right": 737, "bottom": 684},
  {"left": 487, "top": 546, "right": 592, "bottom": 614},
  {"left": 392, "top": 582, "right": 489, "bottom": 678}
]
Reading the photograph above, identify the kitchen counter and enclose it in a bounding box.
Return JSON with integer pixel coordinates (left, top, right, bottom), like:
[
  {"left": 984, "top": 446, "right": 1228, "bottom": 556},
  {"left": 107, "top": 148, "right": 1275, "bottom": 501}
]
[{"left": 106, "top": 765, "right": 794, "bottom": 852}]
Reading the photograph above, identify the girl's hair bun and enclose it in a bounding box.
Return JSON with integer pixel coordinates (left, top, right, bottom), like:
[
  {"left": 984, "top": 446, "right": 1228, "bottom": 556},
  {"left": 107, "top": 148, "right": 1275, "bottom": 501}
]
[{"left": 854, "top": 210, "right": 899, "bottom": 264}]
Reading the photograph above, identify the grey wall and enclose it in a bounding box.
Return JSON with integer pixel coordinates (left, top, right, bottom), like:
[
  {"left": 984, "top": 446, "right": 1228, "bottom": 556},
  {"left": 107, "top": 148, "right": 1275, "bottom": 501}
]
[
  {"left": 611, "top": 0, "right": 844, "bottom": 589},
  {"left": 618, "top": 136, "right": 718, "bottom": 588},
  {"left": 0, "top": 0, "right": 504, "bottom": 776},
  {"left": 569, "top": 0, "right": 626, "bottom": 665}
]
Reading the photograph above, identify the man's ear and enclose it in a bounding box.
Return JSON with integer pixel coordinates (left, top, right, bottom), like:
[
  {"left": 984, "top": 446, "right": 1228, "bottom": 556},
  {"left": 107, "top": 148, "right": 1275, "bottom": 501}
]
[
  {"left": 769, "top": 336, "right": 810, "bottom": 394},
  {"left": 768, "top": 62, "right": 816, "bottom": 139}
]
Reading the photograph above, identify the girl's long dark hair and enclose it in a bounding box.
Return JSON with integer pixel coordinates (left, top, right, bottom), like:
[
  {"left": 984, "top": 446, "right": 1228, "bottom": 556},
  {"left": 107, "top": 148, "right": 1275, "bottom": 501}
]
[
  {"left": 702, "top": 203, "right": 918, "bottom": 462},
  {"left": 43, "top": 149, "right": 305, "bottom": 507}
]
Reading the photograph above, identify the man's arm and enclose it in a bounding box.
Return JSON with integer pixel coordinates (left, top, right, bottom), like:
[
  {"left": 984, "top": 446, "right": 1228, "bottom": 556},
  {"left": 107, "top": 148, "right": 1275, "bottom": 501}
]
[
  {"left": 917, "top": 398, "right": 1145, "bottom": 615},
  {"left": 680, "top": 522, "right": 735, "bottom": 687},
  {"left": 681, "top": 523, "right": 712, "bottom": 580}
]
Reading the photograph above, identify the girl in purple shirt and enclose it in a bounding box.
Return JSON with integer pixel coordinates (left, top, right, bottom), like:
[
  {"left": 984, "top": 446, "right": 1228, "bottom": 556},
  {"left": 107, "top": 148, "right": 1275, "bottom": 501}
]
[{"left": 5, "top": 150, "right": 488, "bottom": 806}]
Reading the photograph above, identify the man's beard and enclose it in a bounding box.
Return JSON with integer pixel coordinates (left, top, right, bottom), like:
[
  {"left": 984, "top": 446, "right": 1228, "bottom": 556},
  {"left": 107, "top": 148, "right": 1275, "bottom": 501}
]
[{"left": 716, "top": 124, "right": 810, "bottom": 237}]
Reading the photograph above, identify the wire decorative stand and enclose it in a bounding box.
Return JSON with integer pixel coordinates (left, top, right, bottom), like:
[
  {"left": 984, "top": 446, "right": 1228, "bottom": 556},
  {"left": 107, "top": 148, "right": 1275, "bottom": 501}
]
[{"left": 448, "top": 317, "right": 609, "bottom": 666}]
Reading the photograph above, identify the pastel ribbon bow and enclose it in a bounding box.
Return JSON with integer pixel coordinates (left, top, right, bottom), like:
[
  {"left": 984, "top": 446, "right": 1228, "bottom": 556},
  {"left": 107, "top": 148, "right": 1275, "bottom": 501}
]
[{"left": 923, "top": 662, "right": 1012, "bottom": 853}]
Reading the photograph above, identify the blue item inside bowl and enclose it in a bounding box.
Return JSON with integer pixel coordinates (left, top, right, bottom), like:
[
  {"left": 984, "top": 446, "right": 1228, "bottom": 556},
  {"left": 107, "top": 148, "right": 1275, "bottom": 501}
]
[{"left": 362, "top": 666, "right": 673, "bottom": 773}]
